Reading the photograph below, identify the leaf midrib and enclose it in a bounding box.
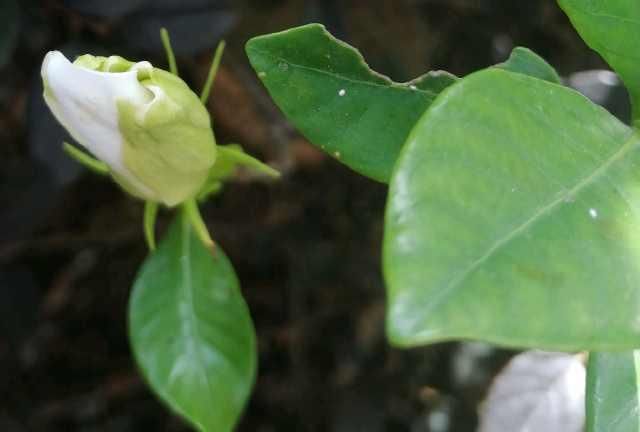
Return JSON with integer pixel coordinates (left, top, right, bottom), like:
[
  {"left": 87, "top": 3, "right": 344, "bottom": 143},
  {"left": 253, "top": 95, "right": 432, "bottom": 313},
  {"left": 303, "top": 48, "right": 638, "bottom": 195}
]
[
  {"left": 439, "top": 131, "right": 639, "bottom": 304},
  {"left": 248, "top": 47, "right": 439, "bottom": 98},
  {"left": 179, "top": 215, "right": 216, "bottom": 421}
]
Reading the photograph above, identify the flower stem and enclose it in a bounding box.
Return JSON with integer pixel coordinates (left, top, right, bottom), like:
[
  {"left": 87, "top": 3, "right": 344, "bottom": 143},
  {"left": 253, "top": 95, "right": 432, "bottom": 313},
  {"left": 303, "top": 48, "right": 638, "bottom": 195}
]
[
  {"left": 182, "top": 198, "right": 214, "bottom": 249},
  {"left": 160, "top": 27, "right": 178, "bottom": 76},
  {"left": 144, "top": 201, "right": 159, "bottom": 251},
  {"left": 200, "top": 40, "right": 226, "bottom": 105}
]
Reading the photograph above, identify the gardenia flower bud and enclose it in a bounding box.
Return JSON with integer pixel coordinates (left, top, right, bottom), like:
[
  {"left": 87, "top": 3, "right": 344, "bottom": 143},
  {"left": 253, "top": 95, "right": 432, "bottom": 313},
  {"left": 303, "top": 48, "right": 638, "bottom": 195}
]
[{"left": 41, "top": 51, "right": 216, "bottom": 207}]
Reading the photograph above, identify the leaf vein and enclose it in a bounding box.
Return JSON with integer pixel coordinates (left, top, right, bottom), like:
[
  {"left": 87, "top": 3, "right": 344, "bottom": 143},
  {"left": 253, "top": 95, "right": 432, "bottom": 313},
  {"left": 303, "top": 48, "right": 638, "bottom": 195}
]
[
  {"left": 440, "top": 132, "right": 639, "bottom": 303},
  {"left": 180, "top": 216, "right": 216, "bottom": 414}
]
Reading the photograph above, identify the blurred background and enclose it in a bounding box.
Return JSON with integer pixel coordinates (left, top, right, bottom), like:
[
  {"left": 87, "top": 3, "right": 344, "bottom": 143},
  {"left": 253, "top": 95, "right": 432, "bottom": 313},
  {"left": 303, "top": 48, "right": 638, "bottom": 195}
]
[{"left": 0, "top": 0, "right": 628, "bottom": 431}]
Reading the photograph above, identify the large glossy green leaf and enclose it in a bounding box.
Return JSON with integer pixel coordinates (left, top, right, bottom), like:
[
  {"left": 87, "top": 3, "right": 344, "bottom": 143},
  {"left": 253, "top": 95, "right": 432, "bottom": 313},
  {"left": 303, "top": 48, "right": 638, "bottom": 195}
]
[
  {"left": 384, "top": 67, "right": 640, "bottom": 350},
  {"left": 557, "top": 0, "right": 640, "bottom": 122},
  {"left": 587, "top": 351, "right": 640, "bottom": 432},
  {"left": 129, "top": 213, "right": 256, "bottom": 432},
  {"left": 245, "top": 23, "right": 456, "bottom": 183}
]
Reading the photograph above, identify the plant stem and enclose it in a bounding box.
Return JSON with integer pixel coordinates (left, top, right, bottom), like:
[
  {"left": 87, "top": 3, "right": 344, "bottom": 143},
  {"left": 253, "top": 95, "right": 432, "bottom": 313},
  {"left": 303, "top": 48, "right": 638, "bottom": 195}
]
[
  {"left": 182, "top": 199, "right": 213, "bottom": 249},
  {"left": 144, "top": 201, "right": 159, "bottom": 251}
]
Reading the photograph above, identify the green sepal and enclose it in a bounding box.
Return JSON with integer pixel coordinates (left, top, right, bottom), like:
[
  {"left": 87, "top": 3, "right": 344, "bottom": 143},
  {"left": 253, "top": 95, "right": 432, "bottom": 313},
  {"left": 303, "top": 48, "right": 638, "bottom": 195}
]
[
  {"left": 63, "top": 142, "right": 109, "bottom": 175},
  {"left": 160, "top": 28, "right": 178, "bottom": 76},
  {"left": 200, "top": 41, "right": 226, "bottom": 106},
  {"left": 197, "top": 144, "right": 280, "bottom": 201}
]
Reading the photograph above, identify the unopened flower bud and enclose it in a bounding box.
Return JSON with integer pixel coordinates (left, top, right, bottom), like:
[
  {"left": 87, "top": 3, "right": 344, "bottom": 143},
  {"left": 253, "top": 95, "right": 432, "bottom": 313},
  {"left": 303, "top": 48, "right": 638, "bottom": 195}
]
[{"left": 41, "top": 51, "right": 216, "bottom": 207}]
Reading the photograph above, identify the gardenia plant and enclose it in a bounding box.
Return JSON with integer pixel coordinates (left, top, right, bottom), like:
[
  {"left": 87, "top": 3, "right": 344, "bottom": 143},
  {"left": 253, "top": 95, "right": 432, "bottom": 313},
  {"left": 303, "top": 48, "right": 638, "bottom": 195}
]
[
  {"left": 41, "top": 30, "right": 277, "bottom": 432},
  {"left": 246, "top": 0, "right": 640, "bottom": 430},
  {"left": 40, "top": 1, "right": 640, "bottom": 429}
]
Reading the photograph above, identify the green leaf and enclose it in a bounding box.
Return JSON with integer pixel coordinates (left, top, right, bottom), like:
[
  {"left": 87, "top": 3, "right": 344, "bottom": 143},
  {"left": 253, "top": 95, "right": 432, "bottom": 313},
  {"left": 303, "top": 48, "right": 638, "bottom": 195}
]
[
  {"left": 129, "top": 213, "right": 256, "bottom": 432},
  {"left": 496, "top": 47, "right": 562, "bottom": 84},
  {"left": 557, "top": 0, "right": 640, "bottom": 123},
  {"left": 245, "top": 23, "right": 456, "bottom": 183},
  {"left": 384, "top": 67, "right": 640, "bottom": 351},
  {"left": 587, "top": 351, "right": 640, "bottom": 432},
  {"left": 213, "top": 145, "right": 280, "bottom": 180}
]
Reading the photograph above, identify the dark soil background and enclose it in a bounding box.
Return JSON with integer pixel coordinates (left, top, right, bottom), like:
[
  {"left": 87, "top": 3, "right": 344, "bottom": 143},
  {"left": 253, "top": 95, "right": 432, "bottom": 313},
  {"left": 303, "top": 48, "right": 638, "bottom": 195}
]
[{"left": 0, "top": 0, "right": 617, "bottom": 431}]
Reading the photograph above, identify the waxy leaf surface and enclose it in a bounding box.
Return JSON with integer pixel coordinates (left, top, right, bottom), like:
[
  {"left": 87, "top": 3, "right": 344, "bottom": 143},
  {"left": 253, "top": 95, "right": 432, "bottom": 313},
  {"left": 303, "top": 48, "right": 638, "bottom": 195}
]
[
  {"left": 586, "top": 351, "right": 640, "bottom": 432},
  {"left": 129, "top": 214, "right": 256, "bottom": 432},
  {"left": 246, "top": 23, "right": 456, "bottom": 183},
  {"left": 558, "top": 0, "right": 640, "bottom": 122},
  {"left": 385, "top": 68, "right": 640, "bottom": 350}
]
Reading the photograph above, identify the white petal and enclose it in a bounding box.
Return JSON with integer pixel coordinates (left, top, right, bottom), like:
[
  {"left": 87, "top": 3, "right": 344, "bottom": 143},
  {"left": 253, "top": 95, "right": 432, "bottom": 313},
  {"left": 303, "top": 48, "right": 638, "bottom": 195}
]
[{"left": 41, "top": 51, "right": 155, "bottom": 198}]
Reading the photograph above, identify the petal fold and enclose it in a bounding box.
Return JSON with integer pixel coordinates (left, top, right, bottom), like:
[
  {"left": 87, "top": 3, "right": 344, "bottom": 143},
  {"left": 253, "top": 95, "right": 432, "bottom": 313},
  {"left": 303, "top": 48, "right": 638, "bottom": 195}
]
[{"left": 41, "top": 51, "right": 154, "bottom": 198}]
